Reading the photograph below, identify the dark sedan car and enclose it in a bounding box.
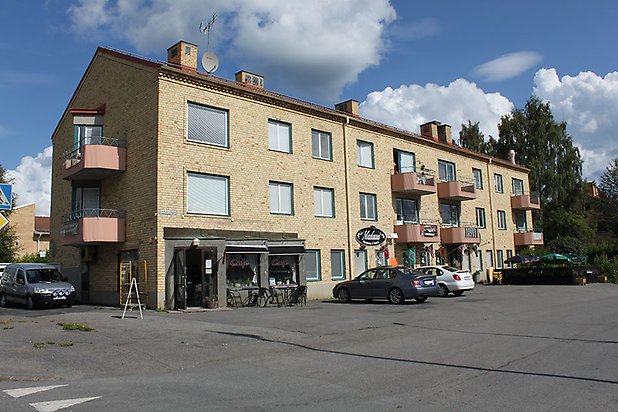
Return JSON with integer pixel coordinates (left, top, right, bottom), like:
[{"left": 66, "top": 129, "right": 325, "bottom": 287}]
[{"left": 332, "top": 266, "right": 439, "bottom": 304}]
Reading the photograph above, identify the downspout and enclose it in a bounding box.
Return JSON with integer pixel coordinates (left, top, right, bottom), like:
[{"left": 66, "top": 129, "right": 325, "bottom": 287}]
[
  {"left": 342, "top": 116, "right": 353, "bottom": 280},
  {"left": 486, "top": 158, "right": 498, "bottom": 278}
]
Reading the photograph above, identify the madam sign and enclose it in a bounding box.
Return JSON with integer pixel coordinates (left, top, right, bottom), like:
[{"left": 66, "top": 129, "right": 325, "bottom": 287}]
[{"left": 355, "top": 226, "right": 387, "bottom": 246}]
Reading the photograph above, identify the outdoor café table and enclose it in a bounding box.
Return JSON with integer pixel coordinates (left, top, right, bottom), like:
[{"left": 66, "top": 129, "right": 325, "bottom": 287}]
[
  {"left": 227, "top": 287, "right": 260, "bottom": 307},
  {"left": 270, "top": 284, "right": 298, "bottom": 306}
]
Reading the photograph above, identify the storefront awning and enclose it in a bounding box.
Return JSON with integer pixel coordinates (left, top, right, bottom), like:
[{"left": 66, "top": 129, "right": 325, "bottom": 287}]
[
  {"left": 268, "top": 245, "right": 306, "bottom": 255},
  {"left": 225, "top": 244, "right": 268, "bottom": 254}
]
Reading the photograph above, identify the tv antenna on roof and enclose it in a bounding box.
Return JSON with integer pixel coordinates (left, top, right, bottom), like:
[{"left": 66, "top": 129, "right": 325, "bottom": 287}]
[{"left": 199, "top": 14, "right": 219, "bottom": 73}]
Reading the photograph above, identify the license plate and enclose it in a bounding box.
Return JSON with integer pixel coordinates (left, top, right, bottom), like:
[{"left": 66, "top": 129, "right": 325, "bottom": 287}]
[
  {"left": 53, "top": 296, "right": 66, "bottom": 300},
  {"left": 465, "top": 276, "right": 471, "bottom": 280},
  {"left": 424, "top": 280, "right": 434, "bottom": 286}
]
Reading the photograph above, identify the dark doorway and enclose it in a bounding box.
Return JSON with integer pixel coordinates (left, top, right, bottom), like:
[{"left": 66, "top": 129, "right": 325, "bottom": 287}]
[
  {"left": 185, "top": 248, "right": 202, "bottom": 307},
  {"left": 174, "top": 247, "right": 219, "bottom": 309}
]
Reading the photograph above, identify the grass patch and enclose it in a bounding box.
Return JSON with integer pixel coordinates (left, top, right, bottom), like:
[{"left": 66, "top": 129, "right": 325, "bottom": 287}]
[
  {"left": 33, "top": 342, "right": 47, "bottom": 349},
  {"left": 155, "top": 307, "right": 167, "bottom": 313},
  {"left": 3, "top": 326, "right": 14, "bottom": 330},
  {"left": 57, "top": 323, "right": 95, "bottom": 332},
  {"left": 58, "top": 342, "right": 74, "bottom": 347}
]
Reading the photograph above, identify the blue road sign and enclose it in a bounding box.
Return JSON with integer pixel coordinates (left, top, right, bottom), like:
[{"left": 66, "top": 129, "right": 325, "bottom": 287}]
[{"left": 0, "top": 184, "right": 12, "bottom": 210}]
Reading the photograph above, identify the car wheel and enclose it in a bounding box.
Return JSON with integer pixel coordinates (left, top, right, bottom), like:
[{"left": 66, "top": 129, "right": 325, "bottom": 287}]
[
  {"left": 438, "top": 284, "right": 449, "bottom": 297},
  {"left": 0, "top": 293, "right": 7, "bottom": 308},
  {"left": 337, "top": 287, "right": 351, "bottom": 303},
  {"left": 388, "top": 288, "right": 404, "bottom": 304},
  {"left": 27, "top": 295, "right": 36, "bottom": 310},
  {"left": 452, "top": 290, "right": 464, "bottom": 297},
  {"left": 414, "top": 296, "right": 428, "bottom": 303}
]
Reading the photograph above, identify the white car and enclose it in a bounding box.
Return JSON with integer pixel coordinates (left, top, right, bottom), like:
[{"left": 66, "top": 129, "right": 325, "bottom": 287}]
[{"left": 417, "top": 265, "right": 474, "bottom": 297}]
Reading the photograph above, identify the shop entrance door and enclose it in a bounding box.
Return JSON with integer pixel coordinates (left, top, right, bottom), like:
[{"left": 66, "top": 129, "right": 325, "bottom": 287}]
[
  {"left": 185, "top": 248, "right": 204, "bottom": 308},
  {"left": 174, "top": 249, "right": 187, "bottom": 310}
]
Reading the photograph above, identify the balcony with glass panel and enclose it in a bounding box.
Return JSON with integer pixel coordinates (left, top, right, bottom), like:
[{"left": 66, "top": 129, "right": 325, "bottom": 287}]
[
  {"left": 514, "top": 230, "right": 544, "bottom": 246},
  {"left": 437, "top": 177, "right": 476, "bottom": 201},
  {"left": 60, "top": 208, "right": 126, "bottom": 246},
  {"left": 63, "top": 136, "right": 127, "bottom": 180},
  {"left": 511, "top": 192, "right": 541, "bottom": 210},
  {"left": 391, "top": 168, "right": 437, "bottom": 195},
  {"left": 440, "top": 222, "right": 480, "bottom": 244}
]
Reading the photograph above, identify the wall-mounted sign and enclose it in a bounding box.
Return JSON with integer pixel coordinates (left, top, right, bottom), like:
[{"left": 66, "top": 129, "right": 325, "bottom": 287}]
[
  {"left": 355, "top": 226, "right": 386, "bottom": 246},
  {"left": 421, "top": 224, "right": 438, "bottom": 237},
  {"left": 0, "top": 184, "right": 12, "bottom": 211},
  {"left": 0, "top": 213, "right": 8, "bottom": 231},
  {"left": 158, "top": 209, "right": 177, "bottom": 216}
]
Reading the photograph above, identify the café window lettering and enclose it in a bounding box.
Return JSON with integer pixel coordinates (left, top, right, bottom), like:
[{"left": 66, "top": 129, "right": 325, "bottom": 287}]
[
  {"left": 268, "top": 255, "right": 298, "bottom": 286},
  {"left": 226, "top": 254, "right": 259, "bottom": 287}
]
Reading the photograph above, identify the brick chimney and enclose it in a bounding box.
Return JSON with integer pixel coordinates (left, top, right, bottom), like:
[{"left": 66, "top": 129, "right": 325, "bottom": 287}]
[
  {"left": 335, "top": 99, "right": 359, "bottom": 116},
  {"left": 167, "top": 41, "right": 198, "bottom": 70},
  {"left": 437, "top": 124, "right": 452, "bottom": 145},
  {"left": 235, "top": 71, "right": 265, "bottom": 89},
  {"left": 420, "top": 121, "right": 440, "bottom": 141}
]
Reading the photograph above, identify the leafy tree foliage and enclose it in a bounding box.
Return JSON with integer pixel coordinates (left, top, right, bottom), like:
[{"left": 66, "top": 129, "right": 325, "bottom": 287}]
[
  {"left": 546, "top": 236, "right": 584, "bottom": 255},
  {"left": 496, "top": 96, "right": 584, "bottom": 216},
  {"left": 459, "top": 121, "right": 496, "bottom": 154},
  {"left": 15, "top": 252, "right": 49, "bottom": 263},
  {"left": 0, "top": 164, "right": 18, "bottom": 262},
  {"left": 597, "top": 158, "right": 618, "bottom": 236}
]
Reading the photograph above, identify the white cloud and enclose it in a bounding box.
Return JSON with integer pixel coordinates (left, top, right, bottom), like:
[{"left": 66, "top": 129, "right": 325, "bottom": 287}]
[
  {"left": 67, "top": 0, "right": 396, "bottom": 100},
  {"left": 6, "top": 146, "right": 53, "bottom": 216},
  {"left": 533, "top": 68, "right": 618, "bottom": 180},
  {"left": 360, "top": 78, "right": 514, "bottom": 142},
  {"left": 474, "top": 51, "right": 542, "bottom": 82}
]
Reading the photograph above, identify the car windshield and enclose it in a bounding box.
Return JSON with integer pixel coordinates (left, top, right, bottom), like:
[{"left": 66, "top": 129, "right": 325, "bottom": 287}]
[
  {"left": 443, "top": 266, "right": 462, "bottom": 272},
  {"left": 26, "top": 269, "right": 64, "bottom": 283}
]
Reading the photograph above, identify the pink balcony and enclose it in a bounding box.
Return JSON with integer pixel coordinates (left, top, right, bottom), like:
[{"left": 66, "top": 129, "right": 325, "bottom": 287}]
[
  {"left": 437, "top": 181, "right": 476, "bottom": 201},
  {"left": 514, "top": 231, "right": 544, "bottom": 247},
  {"left": 60, "top": 210, "right": 125, "bottom": 246},
  {"left": 440, "top": 226, "right": 480, "bottom": 244},
  {"left": 391, "top": 172, "right": 437, "bottom": 195},
  {"left": 63, "top": 139, "right": 126, "bottom": 181},
  {"left": 394, "top": 223, "right": 441, "bottom": 243},
  {"left": 511, "top": 194, "right": 541, "bottom": 210}
]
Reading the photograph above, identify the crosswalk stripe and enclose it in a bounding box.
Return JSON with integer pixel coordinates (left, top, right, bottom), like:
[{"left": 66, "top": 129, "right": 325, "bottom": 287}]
[
  {"left": 3, "top": 385, "right": 67, "bottom": 398},
  {"left": 30, "top": 396, "right": 101, "bottom": 412}
]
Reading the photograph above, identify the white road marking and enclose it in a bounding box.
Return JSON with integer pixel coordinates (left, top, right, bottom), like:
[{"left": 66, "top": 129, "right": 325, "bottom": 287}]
[
  {"left": 3, "top": 385, "right": 67, "bottom": 398},
  {"left": 30, "top": 396, "right": 101, "bottom": 412}
]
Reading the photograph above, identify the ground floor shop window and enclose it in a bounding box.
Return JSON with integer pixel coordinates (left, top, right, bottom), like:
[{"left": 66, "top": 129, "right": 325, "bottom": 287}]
[
  {"left": 268, "top": 255, "right": 298, "bottom": 285},
  {"left": 330, "top": 250, "right": 346, "bottom": 280},
  {"left": 226, "top": 254, "right": 259, "bottom": 287},
  {"left": 306, "top": 250, "right": 321, "bottom": 281}
]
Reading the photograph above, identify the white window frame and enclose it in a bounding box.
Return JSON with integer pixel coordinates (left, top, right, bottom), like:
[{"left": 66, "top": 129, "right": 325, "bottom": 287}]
[
  {"left": 269, "top": 181, "right": 293, "bottom": 215},
  {"left": 494, "top": 173, "right": 504, "bottom": 193},
  {"left": 314, "top": 187, "right": 334, "bottom": 218},
  {"left": 476, "top": 207, "right": 486, "bottom": 229},
  {"left": 497, "top": 210, "right": 507, "bottom": 230},
  {"left": 357, "top": 140, "right": 375, "bottom": 169},
  {"left": 330, "top": 250, "right": 346, "bottom": 280},
  {"left": 312, "top": 129, "right": 332, "bottom": 160},
  {"left": 512, "top": 178, "right": 524, "bottom": 196},
  {"left": 187, "top": 172, "right": 230, "bottom": 216},
  {"left": 268, "top": 119, "right": 292, "bottom": 153},
  {"left": 360, "top": 193, "right": 377, "bottom": 221},
  {"left": 306, "top": 250, "right": 321, "bottom": 281},
  {"left": 497, "top": 250, "right": 504, "bottom": 269},
  {"left": 187, "top": 102, "right": 229, "bottom": 147},
  {"left": 472, "top": 168, "right": 483, "bottom": 189}
]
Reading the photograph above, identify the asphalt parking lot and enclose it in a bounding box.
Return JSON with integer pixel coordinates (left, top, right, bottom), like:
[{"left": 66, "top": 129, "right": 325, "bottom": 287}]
[{"left": 0, "top": 284, "right": 617, "bottom": 411}]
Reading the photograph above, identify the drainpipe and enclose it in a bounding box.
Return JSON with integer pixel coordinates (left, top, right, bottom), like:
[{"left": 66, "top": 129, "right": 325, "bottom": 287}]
[
  {"left": 486, "top": 158, "right": 498, "bottom": 280},
  {"left": 342, "top": 116, "right": 353, "bottom": 280}
]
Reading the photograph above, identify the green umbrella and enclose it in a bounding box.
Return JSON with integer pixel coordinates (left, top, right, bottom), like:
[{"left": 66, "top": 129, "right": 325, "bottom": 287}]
[{"left": 541, "top": 253, "right": 573, "bottom": 264}]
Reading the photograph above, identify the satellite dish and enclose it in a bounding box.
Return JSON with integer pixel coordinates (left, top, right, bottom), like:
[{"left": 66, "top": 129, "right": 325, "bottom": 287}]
[{"left": 201, "top": 51, "right": 219, "bottom": 73}]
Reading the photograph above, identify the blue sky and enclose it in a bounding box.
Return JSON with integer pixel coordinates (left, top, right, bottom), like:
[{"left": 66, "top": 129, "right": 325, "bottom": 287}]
[{"left": 1, "top": 0, "right": 617, "bottom": 214}]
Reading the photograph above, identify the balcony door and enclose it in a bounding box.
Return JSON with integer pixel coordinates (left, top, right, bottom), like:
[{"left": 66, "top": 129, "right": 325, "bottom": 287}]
[
  {"left": 72, "top": 186, "right": 100, "bottom": 218},
  {"left": 438, "top": 160, "right": 456, "bottom": 182},
  {"left": 440, "top": 203, "right": 460, "bottom": 227},
  {"left": 395, "top": 198, "right": 419, "bottom": 224},
  {"left": 512, "top": 178, "right": 524, "bottom": 196},
  {"left": 394, "top": 149, "right": 415, "bottom": 174}
]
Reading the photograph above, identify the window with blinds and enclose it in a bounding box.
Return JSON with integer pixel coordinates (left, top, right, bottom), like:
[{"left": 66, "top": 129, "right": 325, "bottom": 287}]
[
  {"left": 187, "top": 102, "right": 229, "bottom": 147},
  {"left": 187, "top": 172, "right": 229, "bottom": 215}
]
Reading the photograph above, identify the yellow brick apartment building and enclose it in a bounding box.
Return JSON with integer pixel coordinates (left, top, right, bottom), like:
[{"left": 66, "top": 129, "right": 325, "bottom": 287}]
[{"left": 49, "top": 41, "right": 543, "bottom": 309}]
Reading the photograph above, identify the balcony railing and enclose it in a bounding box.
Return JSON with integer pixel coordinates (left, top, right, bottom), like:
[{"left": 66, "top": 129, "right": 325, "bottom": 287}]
[
  {"left": 514, "top": 230, "right": 544, "bottom": 246},
  {"left": 62, "top": 137, "right": 127, "bottom": 180},
  {"left": 61, "top": 208, "right": 126, "bottom": 246},
  {"left": 394, "top": 219, "right": 441, "bottom": 243},
  {"left": 437, "top": 177, "right": 476, "bottom": 201},
  {"left": 440, "top": 222, "right": 480, "bottom": 244},
  {"left": 511, "top": 191, "right": 541, "bottom": 210},
  {"left": 391, "top": 169, "right": 437, "bottom": 195}
]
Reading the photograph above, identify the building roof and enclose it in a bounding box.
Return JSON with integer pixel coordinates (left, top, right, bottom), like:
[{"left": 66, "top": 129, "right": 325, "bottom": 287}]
[{"left": 53, "top": 45, "right": 529, "bottom": 173}]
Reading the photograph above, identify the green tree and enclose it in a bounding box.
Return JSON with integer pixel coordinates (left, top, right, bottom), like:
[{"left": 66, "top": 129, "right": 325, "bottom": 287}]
[
  {"left": 459, "top": 121, "right": 496, "bottom": 154},
  {"left": 597, "top": 158, "right": 618, "bottom": 236},
  {"left": 0, "top": 164, "right": 18, "bottom": 262},
  {"left": 496, "top": 96, "right": 585, "bottom": 235}
]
